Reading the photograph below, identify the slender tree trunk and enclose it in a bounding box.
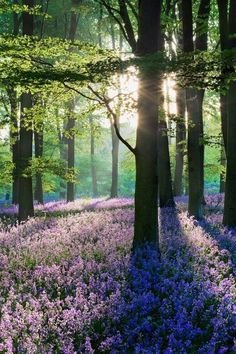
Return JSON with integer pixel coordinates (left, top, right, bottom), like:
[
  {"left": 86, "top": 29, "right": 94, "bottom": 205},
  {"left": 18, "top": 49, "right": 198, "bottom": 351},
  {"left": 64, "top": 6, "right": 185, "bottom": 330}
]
[
  {"left": 220, "top": 140, "right": 226, "bottom": 193},
  {"left": 217, "top": 0, "right": 228, "bottom": 191},
  {"left": 8, "top": 89, "right": 19, "bottom": 204},
  {"left": 182, "top": 0, "right": 203, "bottom": 218},
  {"left": 110, "top": 118, "right": 119, "bottom": 198},
  {"left": 18, "top": 0, "right": 34, "bottom": 221},
  {"left": 58, "top": 124, "right": 67, "bottom": 200},
  {"left": 56, "top": 112, "right": 67, "bottom": 200},
  {"left": 217, "top": 0, "right": 229, "bottom": 150},
  {"left": 66, "top": 100, "right": 75, "bottom": 202},
  {"left": 66, "top": 2, "right": 80, "bottom": 202},
  {"left": 34, "top": 127, "right": 43, "bottom": 204},
  {"left": 133, "top": 0, "right": 162, "bottom": 250},
  {"left": 182, "top": 0, "right": 210, "bottom": 218},
  {"left": 9, "top": 3, "right": 20, "bottom": 204},
  {"left": 89, "top": 116, "right": 98, "bottom": 197},
  {"left": 67, "top": 105, "right": 75, "bottom": 202},
  {"left": 158, "top": 82, "right": 175, "bottom": 207},
  {"left": 196, "top": 0, "right": 211, "bottom": 207},
  {"left": 19, "top": 93, "right": 34, "bottom": 221},
  {"left": 174, "top": 87, "right": 186, "bottom": 196}
]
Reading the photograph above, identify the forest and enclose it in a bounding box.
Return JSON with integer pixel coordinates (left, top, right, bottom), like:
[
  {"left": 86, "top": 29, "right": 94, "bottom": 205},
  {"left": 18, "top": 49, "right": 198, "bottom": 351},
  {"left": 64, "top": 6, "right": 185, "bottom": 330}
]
[{"left": 0, "top": 0, "right": 235, "bottom": 352}]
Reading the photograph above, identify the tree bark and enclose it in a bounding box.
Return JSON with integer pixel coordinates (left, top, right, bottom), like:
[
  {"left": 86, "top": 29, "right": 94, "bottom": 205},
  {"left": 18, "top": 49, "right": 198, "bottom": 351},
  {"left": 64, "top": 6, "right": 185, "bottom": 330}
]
[
  {"left": 133, "top": 0, "right": 162, "bottom": 250},
  {"left": 223, "top": 0, "right": 236, "bottom": 226},
  {"left": 220, "top": 140, "right": 226, "bottom": 193},
  {"left": 182, "top": 0, "right": 203, "bottom": 218},
  {"left": 8, "top": 89, "right": 19, "bottom": 204},
  {"left": 195, "top": 0, "right": 211, "bottom": 207},
  {"left": 67, "top": 105, "right": 76, "bottom": 202},
  {"left": 110, "top": 117, "right": 119, "bottom": 198},
  {"left": 18, "top": 93, "right": 34, "bottom": 221},
  {"left": 217, "top": 0, "right": 229, "bottom": 157},
  {"left": 34, "top": 127, "right": 44, "bottom": 204},
  {"left": 182, "top": 0, "right": 210, "bottom": 218},
  {"left": 158, "top": 83, "right": 175, "bottom": 207},
  {"left": 89, "top": 116, "right": 98, "bottom": 197},
  {"left": 66, "top": 1, "right": 80, "bottom": 202},
  {"left": 59, "top": 135, "right": 67, "bottom": 200},
  {"left": 174, "top": 87, "right": 186, "bottom": 196},
  {"left": 18, "top": 0, "right": 34, "bottom": 221}
]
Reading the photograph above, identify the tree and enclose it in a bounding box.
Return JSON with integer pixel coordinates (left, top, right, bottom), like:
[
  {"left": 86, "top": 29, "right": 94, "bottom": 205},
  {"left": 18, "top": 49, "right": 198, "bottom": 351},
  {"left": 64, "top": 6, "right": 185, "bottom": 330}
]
[
  {"left": 223, "top": 0, "right": 236, "bottom": 227},
  {"left": 34, "top": 127, "right": 44, "bottom": 204},
  {"left": 217, "top": 0, "right": 228, "bottom": 193},
  {"left": 66, "top": 0, "right": 80, "bottom": 202},
  {"left": 182, "top": 0, "right": 211, "bottom": 219},
  {"left": 18, "top": 0, "right": 34, "bottom": 221},
  {"left": 89, "top": 115, "right": 98, "bottom": 197},
  {"left": 133, "top": 0, "right": 162, "bottom": 249}
]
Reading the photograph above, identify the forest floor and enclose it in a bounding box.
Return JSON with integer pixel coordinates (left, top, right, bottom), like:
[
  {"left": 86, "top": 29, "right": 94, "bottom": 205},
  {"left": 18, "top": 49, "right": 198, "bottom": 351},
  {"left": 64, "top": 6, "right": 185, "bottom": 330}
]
[{"left": 0, "top": 195, "right": 235, "bottom": 353}]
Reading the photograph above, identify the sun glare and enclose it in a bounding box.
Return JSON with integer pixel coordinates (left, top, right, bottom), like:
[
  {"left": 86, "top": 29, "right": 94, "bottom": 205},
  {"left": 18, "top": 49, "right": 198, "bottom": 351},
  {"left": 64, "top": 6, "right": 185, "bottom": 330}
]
[{"left": 107, "top": 70, "right": 177, "bottom": 132}]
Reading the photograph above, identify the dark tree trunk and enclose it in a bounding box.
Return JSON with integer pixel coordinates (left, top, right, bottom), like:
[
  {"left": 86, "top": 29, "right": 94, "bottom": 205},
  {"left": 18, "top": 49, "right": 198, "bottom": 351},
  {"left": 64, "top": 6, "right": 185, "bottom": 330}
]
[
  {"left": 89, "top": 116, "right": 98, "bottom": 197},
  {"left": 118, "top": 0, "right": 136, "bottom": 52},
  {"left": 110, "top": 118, "right": 119, "bottom": 198},
  {"left": 34, "top": 127, "right": 44, "bottom": 204},
  {"left": 223, "top": 0, "right": 236, "bottom": 226},
  {"left": 217, "top": 0, "right": 229, "bottom": 169},
  {"left": 133, "top": 0, "right": 162, "bottom": 250},
  {"left": 182, "top": 0, "right": 210, "bottom": 218},
  {"left": 158, "top": 83, "right": 175, "bottom": 207},
  {"left": 182, "top": 0, "right": 203, "bottom": 218},
  {"left": 195, "top": 0, "right": 211, "bottom": 207},
  {"left": 18, "top": 0, "right": 34, "bottom": 221},
  {"left": 174, "top": 87, "right": 186, "bottom": 196}
]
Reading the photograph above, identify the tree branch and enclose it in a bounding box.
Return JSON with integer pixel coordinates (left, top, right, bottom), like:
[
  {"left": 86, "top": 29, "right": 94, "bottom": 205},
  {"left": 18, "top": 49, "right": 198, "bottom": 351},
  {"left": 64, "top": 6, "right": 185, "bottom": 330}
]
[
  {"left": 62, "top": 81, "right": 136, "bottom": 154},
  {"left": 88, "top": 85, "right": 136, "bottom": 154}
]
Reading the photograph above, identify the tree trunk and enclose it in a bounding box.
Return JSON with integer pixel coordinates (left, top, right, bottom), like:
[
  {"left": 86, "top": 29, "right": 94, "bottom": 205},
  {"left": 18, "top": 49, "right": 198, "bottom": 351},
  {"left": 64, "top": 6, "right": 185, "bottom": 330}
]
[
  {"left": 67, "top": 107, "right": 75, "bottom": 202},
  {"left": 217, "top": 0, "right": 229, "bottom": 148},
  {"left": 220, "top": 140, "right": 226, "bottom": 193},
  {"left": 89, "top": 116, "right": 98, "bottom": 197},
  {"left": 8, "top": 89, "right": 19, "bottom": 204},
  {"left": 217, "top": 0, "right": 229, "bottom": 176},
  {"left": 174, "top": 87, "right": 186, "bottom": 196},
  {"left": 158, "top": 83, "right": 175, "bottom": 207},
  {"left": 59, "top": 141, "right": 67, "bottom": 200},
  {"left": 133, "top": 0, "right": 162, "bottom": 250},
  {"left": 182, "top": 0, "right": 210, "bottom": 218},
  {"left": 66, "top": 2, "right": 79, "bottom": 202},
  {"left": 110, "top": 118, "right": 119, "bottom": 198},
  {"left": 18, "top": 93, "right": 34, "bottom": 221},
  {"left": 134, "top": 73, "right": 159, "bottom": 248},
  {"left": 9, "top": 2, "right": 20, "bottom": 204},
  {"left": 182, "top": 0, "right": 203, "bottom": 218},
  {"left": 186, "top": 88, "right": 204, "bottom": 218},
  {"left": 18, "top": 0, "right": 34, "bottom": 221},
  {"left": 223, "top": 80, "right": 236, "bottom": 226},
  {"left": 34, "top": 127, "right": 44, "bottom": 204},
  {"left": 223, "top": 0, "right": 236, "bottom": 226}
]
